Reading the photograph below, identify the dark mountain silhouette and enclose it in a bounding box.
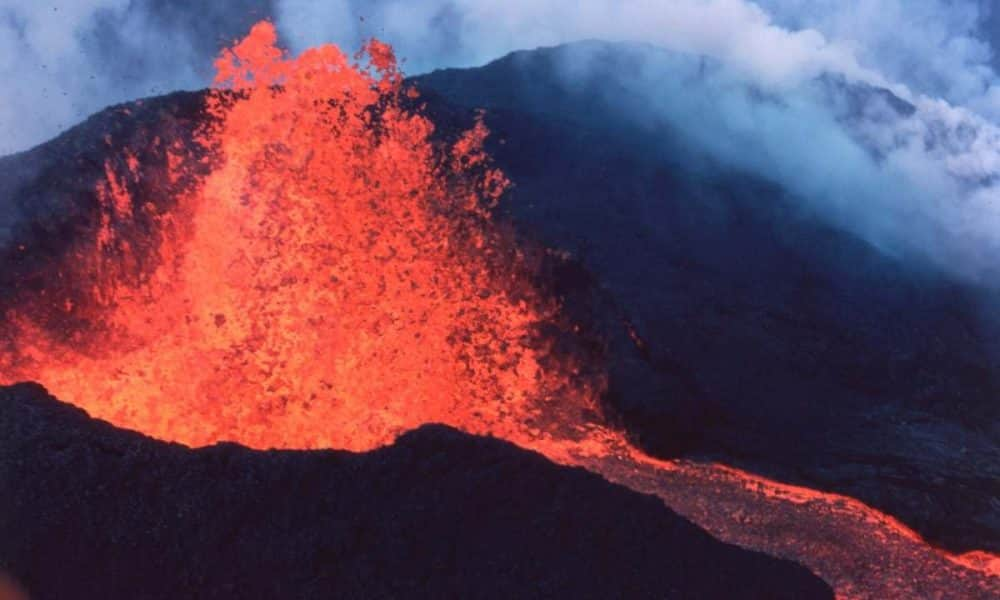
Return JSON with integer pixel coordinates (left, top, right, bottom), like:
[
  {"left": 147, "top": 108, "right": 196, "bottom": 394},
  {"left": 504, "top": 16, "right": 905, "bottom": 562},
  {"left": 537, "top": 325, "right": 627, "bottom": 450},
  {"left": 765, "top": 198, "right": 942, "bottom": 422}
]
[
  {"left": 0, "top": 42, "right": 997, "bottom": 557},
  {"left": 415, "top": 42, "right": 1000, "bottom": 555},
  {"left": 0, "top": 383, "right": 832, "bottom": 599}
]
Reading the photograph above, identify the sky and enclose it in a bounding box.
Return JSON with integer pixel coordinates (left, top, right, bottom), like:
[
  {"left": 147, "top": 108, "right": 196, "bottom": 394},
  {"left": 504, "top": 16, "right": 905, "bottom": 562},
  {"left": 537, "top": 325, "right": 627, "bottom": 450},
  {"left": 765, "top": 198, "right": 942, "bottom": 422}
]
[
  {"left": 2, "top": 0, "right": 1000, "bottom": 281},
  {"left": 2, "top": 0, "right": 997, "bottom": 153}
]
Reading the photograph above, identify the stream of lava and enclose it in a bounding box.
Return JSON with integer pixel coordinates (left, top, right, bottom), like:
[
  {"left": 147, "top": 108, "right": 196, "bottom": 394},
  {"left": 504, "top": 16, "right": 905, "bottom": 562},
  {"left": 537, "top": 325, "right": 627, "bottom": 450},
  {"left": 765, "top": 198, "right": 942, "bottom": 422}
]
[{"left": 0, "top": 22, "right": 996, "bottom": 598}]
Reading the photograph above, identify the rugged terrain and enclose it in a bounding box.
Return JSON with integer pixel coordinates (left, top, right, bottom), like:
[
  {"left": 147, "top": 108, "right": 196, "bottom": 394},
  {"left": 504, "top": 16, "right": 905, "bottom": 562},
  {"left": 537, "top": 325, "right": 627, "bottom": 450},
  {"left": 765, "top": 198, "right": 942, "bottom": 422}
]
[
  {"left": 415, "top": 43, "right": 1000, "bottom": 554},
  {"left": 0, "top": 383, "right": 831, "bottom": 599}
]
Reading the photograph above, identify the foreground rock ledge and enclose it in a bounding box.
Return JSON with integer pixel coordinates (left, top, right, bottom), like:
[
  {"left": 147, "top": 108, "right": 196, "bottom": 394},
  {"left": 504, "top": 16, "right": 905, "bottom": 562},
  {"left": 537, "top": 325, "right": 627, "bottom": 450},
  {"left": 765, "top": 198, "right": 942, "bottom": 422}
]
[{"left": 0, "top": 383, "right": 830, "bottom": 599}]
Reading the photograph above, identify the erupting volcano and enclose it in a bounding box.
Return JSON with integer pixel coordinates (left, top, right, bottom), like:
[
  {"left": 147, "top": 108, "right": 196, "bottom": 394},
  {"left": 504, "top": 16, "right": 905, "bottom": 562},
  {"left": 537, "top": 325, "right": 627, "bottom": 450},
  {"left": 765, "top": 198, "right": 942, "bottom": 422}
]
[
  {"left": 0, "top": 22, "right": 604, "bottom": 454},
  {"left": 1, "top": 20, "right": 998, "bottom": 599}
]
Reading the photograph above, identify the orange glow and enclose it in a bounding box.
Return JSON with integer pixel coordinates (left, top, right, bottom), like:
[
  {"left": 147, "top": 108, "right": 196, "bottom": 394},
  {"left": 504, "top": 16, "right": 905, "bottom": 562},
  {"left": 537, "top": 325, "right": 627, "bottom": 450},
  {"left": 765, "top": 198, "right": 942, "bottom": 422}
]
[
  {"left": 0, "top": 574, "right": 27, "bottom": 600},
  {"left": 0, "top": 21, "right": 996, "bottom": 597},
  {"left": 0, "top": 21, "right": 604, "bottom": 452}
]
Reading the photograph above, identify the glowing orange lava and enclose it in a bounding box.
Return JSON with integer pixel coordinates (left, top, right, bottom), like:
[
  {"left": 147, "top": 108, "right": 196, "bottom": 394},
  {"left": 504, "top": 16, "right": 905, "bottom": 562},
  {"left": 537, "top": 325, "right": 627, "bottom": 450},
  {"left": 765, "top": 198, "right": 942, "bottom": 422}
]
[
  {"left": 0, "top": 21, "right": 602, "bottom": 452},
  {"left": 0, "top": 21, "right": 996, "bottom": 598}
]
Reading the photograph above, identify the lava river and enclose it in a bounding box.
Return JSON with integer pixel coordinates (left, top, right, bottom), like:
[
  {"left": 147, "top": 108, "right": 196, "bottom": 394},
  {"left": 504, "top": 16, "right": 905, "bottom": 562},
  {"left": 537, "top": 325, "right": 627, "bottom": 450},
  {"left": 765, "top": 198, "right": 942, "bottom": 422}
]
[{"left": 0, "top": 22, "right": 996, "bottom": 599}]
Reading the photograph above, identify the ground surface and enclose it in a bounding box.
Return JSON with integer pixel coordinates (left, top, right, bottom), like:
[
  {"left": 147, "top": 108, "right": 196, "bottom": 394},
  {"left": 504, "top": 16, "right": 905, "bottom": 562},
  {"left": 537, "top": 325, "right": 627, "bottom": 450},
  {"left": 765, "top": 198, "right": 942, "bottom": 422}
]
[{"left": 0, "top": 383, "right": 831, "bottom": 600}]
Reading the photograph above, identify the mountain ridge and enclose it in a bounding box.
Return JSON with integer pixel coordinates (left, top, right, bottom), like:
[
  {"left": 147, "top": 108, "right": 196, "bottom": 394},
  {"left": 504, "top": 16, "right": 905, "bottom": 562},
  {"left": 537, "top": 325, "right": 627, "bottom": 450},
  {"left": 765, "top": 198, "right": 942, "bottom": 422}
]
[
  {"left": 0, "top": 382, "right": 832, "bottom": 599},
  {"left": 0, "top": 42, "right": 997, "bottom": 554}
]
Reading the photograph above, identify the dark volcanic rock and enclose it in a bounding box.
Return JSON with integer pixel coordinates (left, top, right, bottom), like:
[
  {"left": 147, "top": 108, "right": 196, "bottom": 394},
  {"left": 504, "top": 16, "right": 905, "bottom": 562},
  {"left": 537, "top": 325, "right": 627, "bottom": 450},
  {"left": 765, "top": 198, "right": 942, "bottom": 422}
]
[
  {"left": 0, "top": 383, "right": 831, "bottom": 599},
  {"left": 0, "top": 90, "right": 207, "bottom": 327},
  {"left": 413, "top": 43, "right": 1000, "bottom": 554}
]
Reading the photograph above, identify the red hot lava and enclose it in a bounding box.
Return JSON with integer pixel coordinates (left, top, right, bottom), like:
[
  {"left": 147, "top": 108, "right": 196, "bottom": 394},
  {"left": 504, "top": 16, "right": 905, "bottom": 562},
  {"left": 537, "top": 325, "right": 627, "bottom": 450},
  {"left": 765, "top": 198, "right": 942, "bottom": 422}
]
[
  {"left": 0, "top": 21, "right": 602, "bottom": 453},
  {"left": 0, "top": 21, "right": 996, "bottom": 599}
]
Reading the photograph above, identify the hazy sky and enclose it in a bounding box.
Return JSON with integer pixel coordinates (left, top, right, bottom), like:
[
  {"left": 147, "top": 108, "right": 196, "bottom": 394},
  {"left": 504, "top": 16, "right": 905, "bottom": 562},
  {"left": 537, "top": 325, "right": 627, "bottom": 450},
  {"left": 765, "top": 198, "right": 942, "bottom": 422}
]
[
  {"left": 2, "top": 0, "right": 1000, "bottom": 280},
  {"left": 1, "top": 0, "right": 996, "bottom": 154}
]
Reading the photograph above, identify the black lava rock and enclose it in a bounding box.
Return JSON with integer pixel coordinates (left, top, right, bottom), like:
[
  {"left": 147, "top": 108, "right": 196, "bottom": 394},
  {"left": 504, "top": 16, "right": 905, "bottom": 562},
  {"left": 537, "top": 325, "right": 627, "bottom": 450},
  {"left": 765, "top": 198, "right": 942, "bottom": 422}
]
[{"left": 0, "top": 383, "right": 831, "bottom": 599}]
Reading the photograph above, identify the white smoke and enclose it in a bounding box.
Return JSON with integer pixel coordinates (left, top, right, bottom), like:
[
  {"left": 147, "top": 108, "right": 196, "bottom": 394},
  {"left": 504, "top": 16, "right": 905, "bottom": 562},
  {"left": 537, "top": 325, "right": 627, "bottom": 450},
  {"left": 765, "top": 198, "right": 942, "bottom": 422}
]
[
  {"left": 274, "top": 0, "right": 1000, "bottom": 280},
  {"left": 757, "top": 0, "right": 1000, "bottom": 118},
  {"left": 3, "top": 0, "right": 1000, "bottom": 279},
  {"left": 0, "top": 0, "right": 268, "bottom": 156},
  {"left": 277, "top": 0, "right": 882, "bottom": 86}
]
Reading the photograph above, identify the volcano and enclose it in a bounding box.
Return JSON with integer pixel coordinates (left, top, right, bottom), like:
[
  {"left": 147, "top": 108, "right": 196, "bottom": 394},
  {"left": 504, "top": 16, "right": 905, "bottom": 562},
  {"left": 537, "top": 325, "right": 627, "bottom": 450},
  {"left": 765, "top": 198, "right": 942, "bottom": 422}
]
[{"left": 0, "top": 22, "right": 998, "bottom": 599}]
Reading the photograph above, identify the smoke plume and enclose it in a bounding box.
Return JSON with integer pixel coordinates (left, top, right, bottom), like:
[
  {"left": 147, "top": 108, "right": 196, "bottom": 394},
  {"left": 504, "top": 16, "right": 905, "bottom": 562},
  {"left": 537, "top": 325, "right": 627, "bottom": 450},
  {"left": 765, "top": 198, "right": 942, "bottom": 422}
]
[{"left": 3, "top": 0, "right": 1000, "bottom": 280}]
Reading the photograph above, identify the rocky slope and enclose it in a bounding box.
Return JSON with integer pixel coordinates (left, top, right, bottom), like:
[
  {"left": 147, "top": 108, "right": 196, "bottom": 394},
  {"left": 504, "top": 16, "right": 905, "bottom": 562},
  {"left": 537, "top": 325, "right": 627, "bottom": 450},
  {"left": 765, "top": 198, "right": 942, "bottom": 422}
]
[
  {"left": 415, "top": 43, "right": 1000, "bottom": 554},
  {"left": 0, "top": 383, "right": 831, "bottom": 599}
]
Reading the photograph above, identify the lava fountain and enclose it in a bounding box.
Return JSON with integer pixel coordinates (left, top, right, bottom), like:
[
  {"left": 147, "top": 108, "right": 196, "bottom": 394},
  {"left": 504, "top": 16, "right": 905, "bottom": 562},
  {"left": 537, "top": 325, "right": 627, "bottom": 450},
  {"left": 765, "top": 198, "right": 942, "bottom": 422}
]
[
  {"left": 0, "top": 21, "right": 604, "bottom": 453},
  {"left": 0, "top": 21, "right": 996, "bottom": 599}
]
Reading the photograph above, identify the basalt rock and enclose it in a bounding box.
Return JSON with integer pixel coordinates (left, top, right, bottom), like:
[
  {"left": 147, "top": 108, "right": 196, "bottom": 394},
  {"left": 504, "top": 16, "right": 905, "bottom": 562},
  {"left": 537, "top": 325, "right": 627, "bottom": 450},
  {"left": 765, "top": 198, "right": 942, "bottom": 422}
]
[{"left": 0, "top": 383, "right": 831, "bottom": 600}]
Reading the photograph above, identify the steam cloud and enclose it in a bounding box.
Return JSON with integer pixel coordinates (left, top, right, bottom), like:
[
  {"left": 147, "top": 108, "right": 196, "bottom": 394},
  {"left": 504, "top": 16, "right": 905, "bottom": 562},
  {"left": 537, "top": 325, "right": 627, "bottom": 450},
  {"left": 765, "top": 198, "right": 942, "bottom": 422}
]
[
  {"left": 2, "top": 0, "right": 1000, "bottom": 280},
  {"left": 0, "top": 0, "right": 271, "bottom": 156}
]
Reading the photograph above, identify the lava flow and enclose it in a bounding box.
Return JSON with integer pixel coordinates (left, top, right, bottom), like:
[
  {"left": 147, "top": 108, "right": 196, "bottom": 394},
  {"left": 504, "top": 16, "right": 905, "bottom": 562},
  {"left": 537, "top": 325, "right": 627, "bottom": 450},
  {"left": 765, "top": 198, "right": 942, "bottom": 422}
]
[{"left": 0, "top": 21, "right": 996, "bottom": 599}]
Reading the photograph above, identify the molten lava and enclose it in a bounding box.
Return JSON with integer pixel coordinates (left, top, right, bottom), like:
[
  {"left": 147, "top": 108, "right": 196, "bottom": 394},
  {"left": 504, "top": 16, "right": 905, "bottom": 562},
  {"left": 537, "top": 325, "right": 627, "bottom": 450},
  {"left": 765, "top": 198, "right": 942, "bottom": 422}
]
[
  {"left": 0, "top": 21, "right": 997, "bottom": 598},
  {"left": 0, "top": 21, "right": 602, "bottom": 452}
]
